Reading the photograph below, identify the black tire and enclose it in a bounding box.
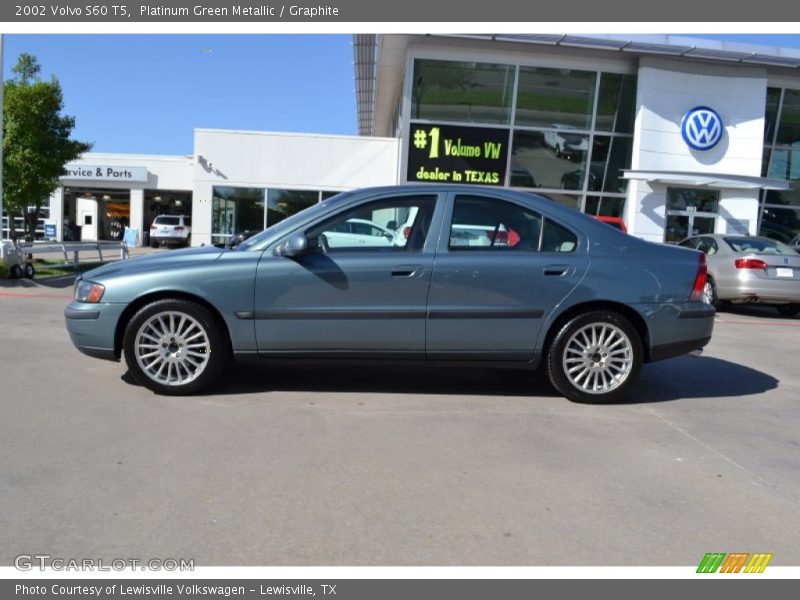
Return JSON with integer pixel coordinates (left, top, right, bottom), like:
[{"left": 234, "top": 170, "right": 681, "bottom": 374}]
[
  {"left": 9, "top": 264, "right": 22, "bottom": 279},
  {"left": 777, "top": 303, "right": 800, "bottom": 317},
  {"left": 123, "top": 298, "right": 229, "bottom": 395},
  {"left": 23, "top": 263, "right": 35, "bottom": 279},
  {"left": 150, "top": 241, "right": 158, "bottom": 248},
  {"left": 703, "top": 277, "right": 722, "bottom": 310},
  {"left": 546, "top": 311, "right": 643, "bottom": 404}
]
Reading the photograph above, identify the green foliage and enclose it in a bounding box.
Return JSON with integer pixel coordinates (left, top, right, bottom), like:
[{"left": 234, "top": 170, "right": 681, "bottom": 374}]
[
  {"left": 0, "top": 258, "right": 9, "bottom": 279},
  {"left": 2, "top": 53, "right": 92, "bottom": 241}
]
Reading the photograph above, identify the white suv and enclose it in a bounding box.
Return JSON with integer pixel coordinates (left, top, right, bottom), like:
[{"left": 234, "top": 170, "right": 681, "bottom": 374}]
[{"left": 150, "top": 215, "right": 191, "bottom": 248}]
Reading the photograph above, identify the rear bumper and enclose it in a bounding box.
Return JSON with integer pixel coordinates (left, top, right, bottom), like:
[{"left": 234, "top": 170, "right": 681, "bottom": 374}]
[
  {"left": 64, "top": 301, "right": 125, "bottom": 362},
  {"left": 633, "top": 301, "right": 715, "bottom": 363},
  {"left": 650, "top": 336, "right": 712, "bottom": 362},
  {"left": 716, "top": 277, "right": 800, "bottom": 304},
  {"left": 150, "top": 236, "right": 189, "bottom": 246}
]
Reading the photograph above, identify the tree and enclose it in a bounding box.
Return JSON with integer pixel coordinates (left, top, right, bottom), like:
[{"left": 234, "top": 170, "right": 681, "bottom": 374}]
[{"left": 2, "top": 53, "right": 91, "bottom": 241}]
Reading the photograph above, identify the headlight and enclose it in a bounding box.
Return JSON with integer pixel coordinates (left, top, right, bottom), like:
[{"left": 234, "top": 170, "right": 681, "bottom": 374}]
[{"left": 75, "top": 281, "right": 105, "bottom": 303}]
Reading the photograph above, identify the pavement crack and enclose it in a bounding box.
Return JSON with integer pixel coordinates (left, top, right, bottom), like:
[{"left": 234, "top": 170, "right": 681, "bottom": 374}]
[{"left": 640, "top": 405, "right": 799, "bottom": 505}]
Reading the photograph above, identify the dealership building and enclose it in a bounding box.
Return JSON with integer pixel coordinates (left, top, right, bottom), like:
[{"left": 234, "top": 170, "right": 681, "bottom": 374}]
[{"left": 17, "top": 34, "right": 800, "bottom": 247}]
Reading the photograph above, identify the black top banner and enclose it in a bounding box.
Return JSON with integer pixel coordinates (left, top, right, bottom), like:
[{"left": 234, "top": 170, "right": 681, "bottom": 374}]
[
  {"left": 3, "top": 0, "right": 800, "bottom": 21},
  {"left": 407, "top": 123, "right": 509, "bottom": 186}
]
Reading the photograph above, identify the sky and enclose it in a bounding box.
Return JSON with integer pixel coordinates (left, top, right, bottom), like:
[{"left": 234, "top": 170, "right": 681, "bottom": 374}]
[
  {"left": 3, "top": 33, "right": 800, "bottom": 156},
  {"left": 2, "top": 34, "right": 357, "bottom": 155}
]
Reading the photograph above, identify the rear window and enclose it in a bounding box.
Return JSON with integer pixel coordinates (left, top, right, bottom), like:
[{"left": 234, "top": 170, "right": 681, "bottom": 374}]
[
  {"left": 154, "top": 216, "right": 180, "bottom": 226},
  {"left": 724, "top": 237, "right": 797, "bottom": 255}
]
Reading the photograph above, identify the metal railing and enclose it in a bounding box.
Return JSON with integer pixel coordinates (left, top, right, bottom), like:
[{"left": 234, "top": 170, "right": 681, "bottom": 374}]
[{"left": 16, "top": 240, "right": 129, "bottom": 268}]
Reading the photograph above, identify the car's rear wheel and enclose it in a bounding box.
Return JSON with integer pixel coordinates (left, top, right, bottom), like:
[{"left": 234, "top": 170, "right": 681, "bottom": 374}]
[
  {"left": 123, "top": 299, "right": 228, "bottom": 395},
  {"left": 546, "top": 311, "right": 643, "bottom": 404},
  {"left": 777, "top": 303, "right": 800, "bottom": 317}
]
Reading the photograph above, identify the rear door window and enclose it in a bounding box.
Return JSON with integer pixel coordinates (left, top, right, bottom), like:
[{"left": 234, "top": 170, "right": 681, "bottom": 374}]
[{"left": 449, "top": 195, "right": 542, "bottom": 251}]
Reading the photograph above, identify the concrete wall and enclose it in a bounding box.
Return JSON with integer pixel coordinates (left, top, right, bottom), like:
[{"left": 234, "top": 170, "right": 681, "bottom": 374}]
[
  {"left": 627, "top": 57, "right": 767, "bottom": 241},
  {"left": 191, "top": 130, "right": 400, "bottom": 246}
]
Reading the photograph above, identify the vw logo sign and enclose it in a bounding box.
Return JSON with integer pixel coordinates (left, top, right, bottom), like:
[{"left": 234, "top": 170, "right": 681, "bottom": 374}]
[
  {"left": 784, "top": 257, "right": 790, "bottom": 265},
  {"left": 681, "top": 106, "right": 723, "bottom": 151}
]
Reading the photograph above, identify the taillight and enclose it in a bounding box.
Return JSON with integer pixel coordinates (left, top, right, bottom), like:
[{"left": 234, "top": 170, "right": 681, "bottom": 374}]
[
  {"left": 690, "top": 253, "right": 707, "bottom": 302},
  {"left": 735, "top": 258, "right": 767, "bottom": 270},
  {"left": 150, "top": 224, "right": 157, "bottom": 229},
  {"left": 403, "top": 226, "right": 411, "bottom": 238},
  {"left": 174, "top": 226, "right": 185, "bottom": 231}
]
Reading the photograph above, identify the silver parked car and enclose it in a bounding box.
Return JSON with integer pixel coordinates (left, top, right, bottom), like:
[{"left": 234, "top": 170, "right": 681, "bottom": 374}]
[
  {"left": 65, "top": 185, "right": 714, "bottom": 404},
  {"left": 679, "top": 234, "right": 800, "bottom": 316}
]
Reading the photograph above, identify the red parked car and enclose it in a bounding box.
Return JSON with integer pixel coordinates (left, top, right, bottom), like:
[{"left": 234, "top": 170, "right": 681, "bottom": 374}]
[{"left": 593, "top": 216, "right": 627, "bottom": 233}]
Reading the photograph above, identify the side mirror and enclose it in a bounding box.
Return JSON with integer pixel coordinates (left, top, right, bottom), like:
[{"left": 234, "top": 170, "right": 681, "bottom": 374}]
[{"left": 274, "top": 232, "right": 310, "bottom": 257}]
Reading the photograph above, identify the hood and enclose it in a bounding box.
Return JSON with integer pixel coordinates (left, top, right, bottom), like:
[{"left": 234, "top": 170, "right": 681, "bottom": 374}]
[{"left": 82, "top": 246, "right": 226, "bottom": 281}]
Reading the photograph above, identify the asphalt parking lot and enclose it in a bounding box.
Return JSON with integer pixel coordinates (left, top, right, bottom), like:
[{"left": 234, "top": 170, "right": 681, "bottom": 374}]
[{"left": 1, "top": 276, "right": 799, "bottom": 566}]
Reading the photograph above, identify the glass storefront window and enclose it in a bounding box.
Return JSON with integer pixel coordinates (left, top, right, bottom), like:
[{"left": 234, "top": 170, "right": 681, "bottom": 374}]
[
  {"left": 511, "top": 130, "right": 589, "bottom": 190},
  {"left": 411, "top": 59, "right": 515, "bottom": 125},
  {"left": 584, "top": 196, "right": 625, "bottom": 218},
  {"left": 586, "top": 136, "right": 632, "bottom": 193},
  {"left": 762, "top": 147, "right": 771, "bottom": 178},
  {"left": 764, "top": 87, "right": 781, "bottom": 143},
  {"left": 212, "top": 186, "right": 265, "bottom": 245},
  {"left": 768, "top": 148, "right": 800, "bottom": 181},
  {"left": 515, "top": 66, "right": 596, "bottom": 130},
  {"left": 537, "top": 192, "right": 581, "bottom": 211},
  {"left": 665, "top": 214, "right": 716, "bottom": 243},
  {"left": 666, "top": 188, "right": 720, "bottom": 213},
  {"left": 665, "top": 188, "right": 719, "bottom": 243},
  {"left": 759, "top": 205, "right": 800, "bottom": 243},
  {"left": 762, "top": 187, "right": 800, "bottom": 208},
  {"left": 776, "top": 88, "right": 800, "bottom": 147},
  {"left": 267, "top": 189, "right": 319, "bottom": 228},
  {"left": 596, "top": 73, "right": 637, "bottom": 134}
]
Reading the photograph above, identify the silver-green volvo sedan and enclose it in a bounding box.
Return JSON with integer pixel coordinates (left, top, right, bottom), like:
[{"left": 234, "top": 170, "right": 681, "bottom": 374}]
[{"left": 65, "top": 185, "right": 714, "bottom": 403}]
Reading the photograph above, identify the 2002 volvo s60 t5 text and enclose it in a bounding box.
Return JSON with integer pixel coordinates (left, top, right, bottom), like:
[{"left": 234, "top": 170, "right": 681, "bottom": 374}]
[{"left": 65, "top": 185, "right": 714, "bottom": 403}]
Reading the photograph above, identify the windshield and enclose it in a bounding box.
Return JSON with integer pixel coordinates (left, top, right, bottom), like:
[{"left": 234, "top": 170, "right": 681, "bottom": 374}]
[
  {"left": 234, "top": 190, "right": 356, "bottom": 251},
  {"left": 154, "top": 216, "right": 180, "bottom": 225},
  {"left": 724, "top": 237, "right": 798, "bottom": 255}
]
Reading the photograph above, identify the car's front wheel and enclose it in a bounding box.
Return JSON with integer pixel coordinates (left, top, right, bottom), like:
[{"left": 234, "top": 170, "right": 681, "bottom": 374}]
[
  {"left": 123, "top": 299, "right": 228, "bottom": 395},
  {"left": 546, "top": 311, "right": 643, "bottom": 404}
]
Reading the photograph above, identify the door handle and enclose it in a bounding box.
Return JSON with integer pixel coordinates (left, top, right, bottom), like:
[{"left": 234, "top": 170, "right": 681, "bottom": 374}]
[
  {"left": 391, "top": 265, "right": 422, "bottom": 278},
  {"left": 543, "top": 265, "right": 570, "bottom": 277}
]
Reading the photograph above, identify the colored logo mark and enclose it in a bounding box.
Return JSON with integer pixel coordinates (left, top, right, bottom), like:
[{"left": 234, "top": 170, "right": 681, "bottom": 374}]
[
  {"left": 696, "top": 552, "right": 773, "bottom": 573},
  {"left": 681, "top": 106, "right": 724, "bottom": 151}
]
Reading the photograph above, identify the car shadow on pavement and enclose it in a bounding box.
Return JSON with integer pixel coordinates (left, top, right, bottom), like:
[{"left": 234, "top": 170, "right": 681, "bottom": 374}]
[
  {"left": 718, "top": 304, "right": 799, "bottom": 319},
  {"left": 624, "top": 355, "right": 778, "bottom": 404},
  {"left": 120, "top": 353, "right": 779, "bottom": 404}
]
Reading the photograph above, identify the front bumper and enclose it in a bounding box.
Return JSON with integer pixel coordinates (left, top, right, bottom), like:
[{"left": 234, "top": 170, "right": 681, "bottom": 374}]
[{"left": 64, "top": 301, "right": 126, "bottom": 361}]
